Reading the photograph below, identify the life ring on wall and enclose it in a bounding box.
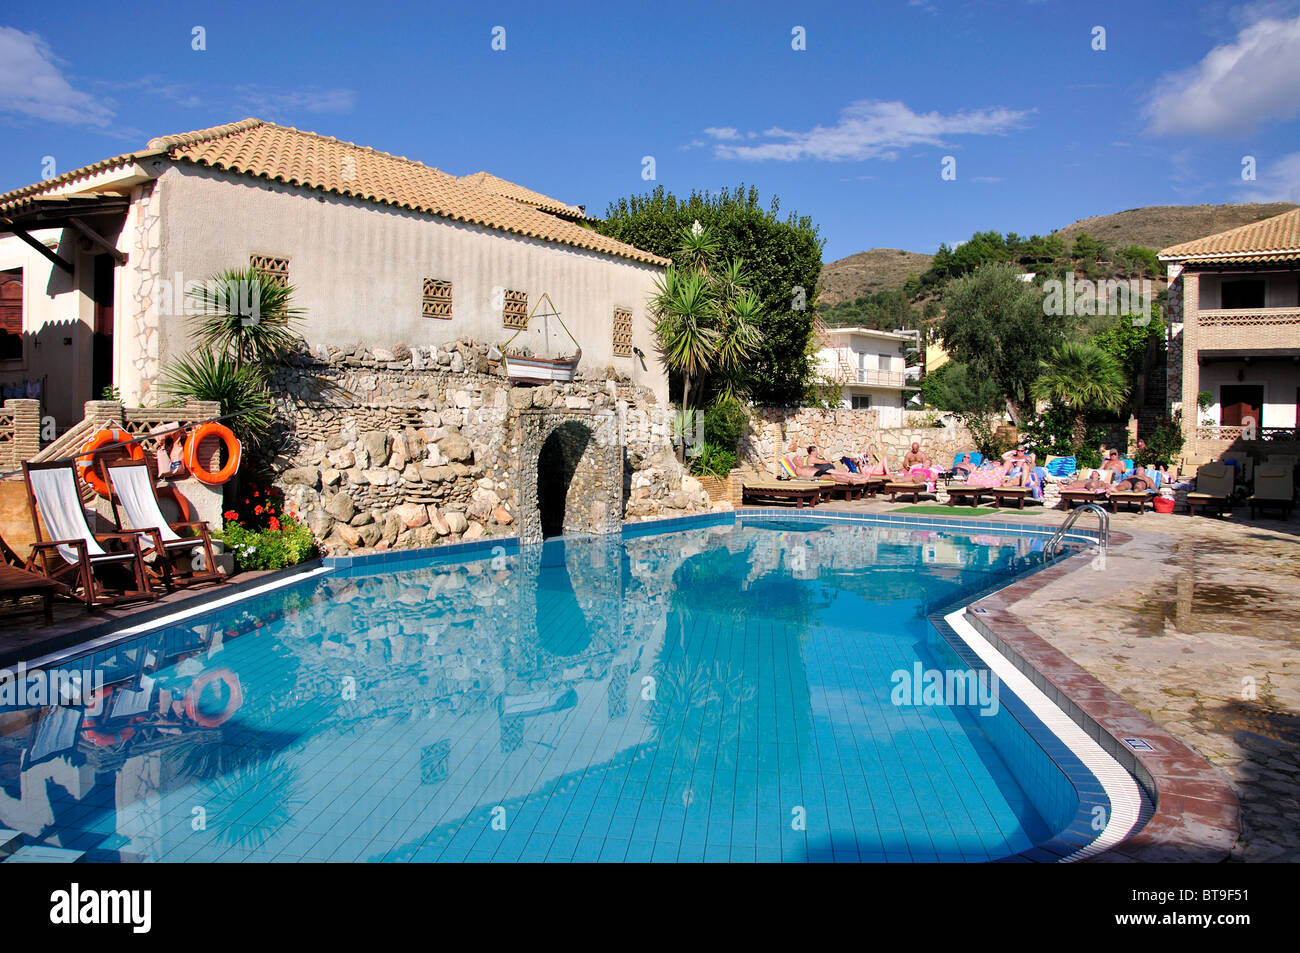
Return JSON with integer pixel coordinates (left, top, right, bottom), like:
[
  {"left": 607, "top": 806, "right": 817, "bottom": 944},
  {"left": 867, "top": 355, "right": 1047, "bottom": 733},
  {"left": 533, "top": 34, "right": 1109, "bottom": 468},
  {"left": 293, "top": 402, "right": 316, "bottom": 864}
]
[
  {"left": 184, "top": 668, "right": 243, "bottom": 728},
  {"left": 156, "top": 483, "right": 193, "bottom": 522},
  {"left": 77, "top": 429, "right": 145, "bottom": 496},
  {"left": 184, "top": 423, "right": 242, "bottom": 485}
]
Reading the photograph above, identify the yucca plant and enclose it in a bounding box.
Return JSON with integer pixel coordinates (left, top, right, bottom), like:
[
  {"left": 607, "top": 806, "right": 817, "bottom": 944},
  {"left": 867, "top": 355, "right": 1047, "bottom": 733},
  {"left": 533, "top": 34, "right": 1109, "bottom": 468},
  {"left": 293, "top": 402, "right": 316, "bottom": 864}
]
[
  {"left": 185, "top": 266, "right": 305, "bottom": 370},
  {"left": 158, "top": 348, "right": 274, "bottom": 444}
]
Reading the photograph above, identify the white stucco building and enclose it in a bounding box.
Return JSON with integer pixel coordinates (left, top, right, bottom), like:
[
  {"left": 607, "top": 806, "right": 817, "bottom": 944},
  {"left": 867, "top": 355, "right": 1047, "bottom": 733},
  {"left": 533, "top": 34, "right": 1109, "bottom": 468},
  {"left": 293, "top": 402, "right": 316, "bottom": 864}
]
[
  {"left": 813, "top": 325, "right": 917, "bottom": 426},
  {"left": 0, "top": 118, "right": 670, "bottom": 430}
]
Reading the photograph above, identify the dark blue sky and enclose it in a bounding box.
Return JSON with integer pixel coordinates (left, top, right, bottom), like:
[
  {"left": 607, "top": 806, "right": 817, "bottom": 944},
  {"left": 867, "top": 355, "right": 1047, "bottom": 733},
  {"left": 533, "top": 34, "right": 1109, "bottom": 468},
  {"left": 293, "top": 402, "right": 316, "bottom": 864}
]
[{"left": 3, "top": 0, "right": 1299, "bottom": 261}]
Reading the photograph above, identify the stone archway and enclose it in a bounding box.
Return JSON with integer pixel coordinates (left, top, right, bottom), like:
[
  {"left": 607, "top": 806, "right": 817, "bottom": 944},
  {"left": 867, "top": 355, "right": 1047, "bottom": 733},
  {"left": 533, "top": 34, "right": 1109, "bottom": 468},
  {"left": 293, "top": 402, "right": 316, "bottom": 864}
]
[{"left": 514, "top": 409, "right": 622, "bottom": 544}]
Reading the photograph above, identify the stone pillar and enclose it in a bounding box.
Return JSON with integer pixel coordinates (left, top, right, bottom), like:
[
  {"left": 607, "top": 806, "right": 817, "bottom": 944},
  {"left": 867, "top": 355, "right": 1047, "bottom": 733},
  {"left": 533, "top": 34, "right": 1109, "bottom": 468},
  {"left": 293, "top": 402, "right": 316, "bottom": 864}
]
[{"left": 2, "top": 399, "right": 42, "bottom": 465}]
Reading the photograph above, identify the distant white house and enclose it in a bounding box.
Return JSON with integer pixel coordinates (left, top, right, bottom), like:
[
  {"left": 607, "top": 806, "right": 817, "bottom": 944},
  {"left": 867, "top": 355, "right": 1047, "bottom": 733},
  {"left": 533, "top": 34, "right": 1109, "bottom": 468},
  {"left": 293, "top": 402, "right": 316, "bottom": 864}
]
[{"left": 813, "top": 326, "right": 917, "bottom": 426}]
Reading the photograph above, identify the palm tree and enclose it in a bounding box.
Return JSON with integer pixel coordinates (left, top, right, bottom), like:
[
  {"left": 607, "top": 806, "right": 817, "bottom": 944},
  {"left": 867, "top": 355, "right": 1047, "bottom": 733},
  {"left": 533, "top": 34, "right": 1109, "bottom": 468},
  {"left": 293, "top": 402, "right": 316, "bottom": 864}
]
[
  {"left": 1032, "top": 341, "right": 1129, "bottom": 451},
  {"left": 185, "top": 266, "right": 305, "bottom": 370}
]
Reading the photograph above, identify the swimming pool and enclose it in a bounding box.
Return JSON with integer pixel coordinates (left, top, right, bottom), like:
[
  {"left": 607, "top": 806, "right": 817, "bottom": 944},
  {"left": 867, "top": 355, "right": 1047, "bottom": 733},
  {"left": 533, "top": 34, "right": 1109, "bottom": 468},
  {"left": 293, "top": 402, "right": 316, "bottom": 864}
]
[{"left": 0, "top": 513, "right": 1117, "bottom": 862}]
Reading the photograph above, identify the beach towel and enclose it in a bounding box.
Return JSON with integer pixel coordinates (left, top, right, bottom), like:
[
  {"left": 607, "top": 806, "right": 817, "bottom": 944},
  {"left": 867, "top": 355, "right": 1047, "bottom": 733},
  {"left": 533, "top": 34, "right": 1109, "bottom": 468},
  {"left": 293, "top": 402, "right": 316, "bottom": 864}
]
[
  {"left": 777, "top": 458, "right": 798, "bottom": 479},
  {"left": 841, "top": 456, "right": 860, "bottom": 473},
  {"left": 1045, "top": 456, "right": 1076, "bottom": 478}
]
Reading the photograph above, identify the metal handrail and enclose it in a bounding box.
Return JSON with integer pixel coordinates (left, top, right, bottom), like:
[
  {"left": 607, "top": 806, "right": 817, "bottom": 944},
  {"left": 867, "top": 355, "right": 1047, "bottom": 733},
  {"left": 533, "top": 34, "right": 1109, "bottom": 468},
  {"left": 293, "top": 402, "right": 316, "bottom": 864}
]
[{"left": 1044, "top": 503, "right": 1109, "bottom": 560}]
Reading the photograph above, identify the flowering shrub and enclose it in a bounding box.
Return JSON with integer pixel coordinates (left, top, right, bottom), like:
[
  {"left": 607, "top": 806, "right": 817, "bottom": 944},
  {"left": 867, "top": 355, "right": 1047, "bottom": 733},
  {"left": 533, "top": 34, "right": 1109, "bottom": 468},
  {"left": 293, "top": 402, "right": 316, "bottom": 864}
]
[
  {"left": 217, "top": 519, "right": 318, "bottom": 572},
  {"left": 216, "top": 475, "right": 317, "bottom": 571}
]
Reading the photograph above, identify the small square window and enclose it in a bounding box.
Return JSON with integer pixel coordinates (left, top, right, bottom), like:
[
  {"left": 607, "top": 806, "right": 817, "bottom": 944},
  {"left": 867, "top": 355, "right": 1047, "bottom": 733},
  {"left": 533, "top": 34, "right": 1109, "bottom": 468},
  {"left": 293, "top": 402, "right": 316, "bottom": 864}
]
[
  {"left": 423, "top": 278, "right": 453, "bottom": 319},
  {"left": 503, "top": 289, "right": 528, "bottom": 329},
  {"left": 612, "top": 307, "right": 634, "bottom": 357}
]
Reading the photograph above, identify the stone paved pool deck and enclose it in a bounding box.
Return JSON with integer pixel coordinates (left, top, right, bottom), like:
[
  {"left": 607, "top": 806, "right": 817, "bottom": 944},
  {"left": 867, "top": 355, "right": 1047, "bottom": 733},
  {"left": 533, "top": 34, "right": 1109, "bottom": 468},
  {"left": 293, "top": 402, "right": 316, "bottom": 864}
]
[{"left": 2, "top": 500, "right": 1294, "bottom": 861}]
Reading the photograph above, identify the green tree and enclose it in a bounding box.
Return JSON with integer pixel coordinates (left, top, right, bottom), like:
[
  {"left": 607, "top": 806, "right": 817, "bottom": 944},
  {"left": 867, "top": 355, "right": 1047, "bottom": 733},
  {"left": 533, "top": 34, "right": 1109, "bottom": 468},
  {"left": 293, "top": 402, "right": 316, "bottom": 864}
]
[
  {"left": 938, "top": 262, "right": 1062, "bottom": 424},
  {"left": 1032, "top": 341, "right": 1129, "bottom": 451},
  {"left": 598, "top": 184, "right": 823, "bottom": 405}
]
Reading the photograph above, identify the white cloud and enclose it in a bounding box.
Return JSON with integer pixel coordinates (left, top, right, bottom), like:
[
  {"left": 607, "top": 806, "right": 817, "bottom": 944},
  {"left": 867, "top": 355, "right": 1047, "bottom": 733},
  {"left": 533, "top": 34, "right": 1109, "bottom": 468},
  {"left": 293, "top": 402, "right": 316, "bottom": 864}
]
[
  {"left": 0, "top": 27, "right": 113, "bottom": 126},
  {"left": 1239, "top": 150, "right": 1300, "bottom": 202},
  {"left": 703, "top": 99, "right": 1028, "bottom": 162},
  {"left": 701, "top": 126, "right": 740, "bottom": 141},
  {"left": 232, "top": 85, "right": 356, "bottom": 116},
  {"left": 1145, "top": 14, "right": 1300, "bottom": 136}
]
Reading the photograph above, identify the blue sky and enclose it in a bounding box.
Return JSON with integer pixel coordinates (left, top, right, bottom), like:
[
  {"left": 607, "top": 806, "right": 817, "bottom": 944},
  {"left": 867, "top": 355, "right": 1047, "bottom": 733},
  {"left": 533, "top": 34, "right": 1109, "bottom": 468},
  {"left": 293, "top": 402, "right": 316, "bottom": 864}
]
[{"left": 3, "top": 0, "right": 1300, "bottom": 262}]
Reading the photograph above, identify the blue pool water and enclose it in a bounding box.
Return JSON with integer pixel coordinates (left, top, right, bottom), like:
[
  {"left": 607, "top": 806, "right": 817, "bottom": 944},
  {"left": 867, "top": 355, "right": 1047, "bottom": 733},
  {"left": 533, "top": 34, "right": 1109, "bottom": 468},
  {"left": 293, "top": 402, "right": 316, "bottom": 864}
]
[{"left": 0, "top": 516, "right": 1093, "bottom": 862}]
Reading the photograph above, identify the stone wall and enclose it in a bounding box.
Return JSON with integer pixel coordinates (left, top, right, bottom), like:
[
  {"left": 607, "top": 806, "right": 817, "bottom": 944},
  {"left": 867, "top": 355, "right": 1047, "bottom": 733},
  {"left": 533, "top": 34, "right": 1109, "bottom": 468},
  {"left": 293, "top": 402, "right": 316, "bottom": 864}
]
[
  {"left": 270, "top": 341, "right": 717, "bottom": 554},
  {"left": 738, "top": 406, "right": 975, "bottom": 474}
]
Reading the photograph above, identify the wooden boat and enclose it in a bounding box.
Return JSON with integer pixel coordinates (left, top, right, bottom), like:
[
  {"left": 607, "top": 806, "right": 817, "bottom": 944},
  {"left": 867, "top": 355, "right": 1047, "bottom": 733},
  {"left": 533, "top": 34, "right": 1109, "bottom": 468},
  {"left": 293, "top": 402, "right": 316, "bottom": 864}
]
[{"left": 501, "top": 293, "right": 581, "bottom": 385}]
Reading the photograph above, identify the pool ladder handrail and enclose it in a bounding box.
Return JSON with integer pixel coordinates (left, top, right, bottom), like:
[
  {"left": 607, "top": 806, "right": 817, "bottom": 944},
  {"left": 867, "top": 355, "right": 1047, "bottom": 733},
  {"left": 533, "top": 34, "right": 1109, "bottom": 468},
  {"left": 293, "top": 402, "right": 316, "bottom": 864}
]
[{"left": 1043, "top": 503, "right": 1109, "bottom": 560}]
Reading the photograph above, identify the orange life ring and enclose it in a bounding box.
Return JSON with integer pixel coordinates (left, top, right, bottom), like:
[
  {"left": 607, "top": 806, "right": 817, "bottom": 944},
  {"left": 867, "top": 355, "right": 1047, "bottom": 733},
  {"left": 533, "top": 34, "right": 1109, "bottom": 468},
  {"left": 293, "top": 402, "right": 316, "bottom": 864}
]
[
  {"left": 184, "top": 668, "right": 243, "bottom": 728},
  {"left": 156, "top": 483, "right": 193, "bottom": 522},
  {"left": 184, "top": 423, "right": 242, "bottom": 485},
  {"left": 77, "top": 428, "right": 145, "bottom": 496}
]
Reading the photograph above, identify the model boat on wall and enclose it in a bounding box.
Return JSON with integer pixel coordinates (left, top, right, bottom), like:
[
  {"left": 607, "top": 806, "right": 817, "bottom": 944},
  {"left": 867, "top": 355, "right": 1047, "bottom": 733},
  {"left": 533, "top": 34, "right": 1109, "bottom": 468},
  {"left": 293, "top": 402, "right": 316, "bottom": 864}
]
[{"left": 502, "top": 292, "right": 581, "bottom": 385}]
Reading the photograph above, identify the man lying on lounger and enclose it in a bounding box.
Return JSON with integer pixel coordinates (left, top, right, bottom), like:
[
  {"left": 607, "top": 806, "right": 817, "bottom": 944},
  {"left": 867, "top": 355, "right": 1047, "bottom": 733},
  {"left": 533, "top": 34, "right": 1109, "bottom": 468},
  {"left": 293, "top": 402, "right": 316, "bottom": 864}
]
[
  {"left": 804, "top": 445, "right": 837, "bottom": 477},
  {"left": 1113, "top": 466, "right": 1157, "bottom": 492}
]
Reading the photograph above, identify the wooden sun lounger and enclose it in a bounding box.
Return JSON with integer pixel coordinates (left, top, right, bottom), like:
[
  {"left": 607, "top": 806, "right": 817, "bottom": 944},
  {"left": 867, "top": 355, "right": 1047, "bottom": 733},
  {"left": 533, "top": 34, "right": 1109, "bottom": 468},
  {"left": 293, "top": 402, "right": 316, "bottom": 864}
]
[
  {"left": 0, "top": 535, "right": 68, "bottom": 625},
  {"left": 742, "top": 481, "right": 822, "bottom": 508},
  {"left": 883, "top": 482, "right": 928, "bottom": 504},
  {"left": 1185, "top": 492, "right": 1233, "bottom": 516},
  {"left": 1059, "top": 488, "right": 1115, "bottom": 512},
  {"left": 990, "top": 486, "right": 1031, "bottom": 509},
  {"left": 1109, "top": 490, "right": 1155, "bottom": 514},
  {"left": 945, "top": 485, "right": 990, "bottom": 507}
]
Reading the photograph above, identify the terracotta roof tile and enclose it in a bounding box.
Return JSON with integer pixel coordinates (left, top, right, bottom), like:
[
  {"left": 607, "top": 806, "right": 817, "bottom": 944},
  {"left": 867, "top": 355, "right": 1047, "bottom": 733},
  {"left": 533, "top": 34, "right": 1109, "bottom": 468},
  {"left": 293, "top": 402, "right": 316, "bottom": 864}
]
[
  {"left": 458, "top": 171, "right": 589, "bottom": 219},
  {"left": 1159, "top": 207, "right": 1300, "bottom": 262},
  {"left": 2, "top": 119, "right": 666, "bottom": 267}
]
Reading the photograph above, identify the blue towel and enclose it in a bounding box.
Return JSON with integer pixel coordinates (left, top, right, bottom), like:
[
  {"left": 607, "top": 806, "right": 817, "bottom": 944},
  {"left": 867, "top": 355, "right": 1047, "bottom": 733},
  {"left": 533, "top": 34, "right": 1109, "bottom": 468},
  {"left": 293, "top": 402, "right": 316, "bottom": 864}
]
[
  {"left": 841, "top": 456, "right": 859, "bottom": 473},
  {"left": 1045, "top": 456, "right": 1076, "bottom": 477}
]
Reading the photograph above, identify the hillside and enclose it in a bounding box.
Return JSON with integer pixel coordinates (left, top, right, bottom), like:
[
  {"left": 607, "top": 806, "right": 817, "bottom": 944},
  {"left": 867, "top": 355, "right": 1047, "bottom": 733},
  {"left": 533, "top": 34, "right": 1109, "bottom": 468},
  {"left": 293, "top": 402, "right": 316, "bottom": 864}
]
[
  {"left": 818, "top": 248, "right": 933, "bottom": 307},
  {"left": 820, "top": 201, "right": 1299, "bottom": 306},
  {"left": 1051, "top": 202, "right": 1297, "bottom": 253}
]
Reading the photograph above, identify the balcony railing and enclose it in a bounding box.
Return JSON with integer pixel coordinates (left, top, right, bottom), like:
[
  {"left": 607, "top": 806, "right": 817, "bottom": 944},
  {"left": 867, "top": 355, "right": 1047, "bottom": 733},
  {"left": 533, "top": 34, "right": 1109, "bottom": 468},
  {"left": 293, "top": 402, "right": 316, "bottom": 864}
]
[
  {"left": 1194, "top": 425, "right": 1298, "bottom": 441},
  {"left": 851, "top": 368, "right": 906, "bottom": 387},
  {"left": 1197, "top": 307, "right": 1300, "bottom": 327}
]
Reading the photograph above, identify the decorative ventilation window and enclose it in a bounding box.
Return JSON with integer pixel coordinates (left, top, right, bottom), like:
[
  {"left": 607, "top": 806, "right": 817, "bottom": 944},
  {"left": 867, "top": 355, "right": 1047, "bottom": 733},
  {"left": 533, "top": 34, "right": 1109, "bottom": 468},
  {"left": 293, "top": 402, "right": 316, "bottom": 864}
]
[
  {"left": 612, "top": 307, "right": 634, "bottom": 357},
  {"left": 502, "top": 289, "right": 528, "bottom": 329},
  {"left": 249, "top": 256, "right": 290, "bottom": 324},
  {"left": 422, "top": 278, "right": 453, "bottom": 319}
]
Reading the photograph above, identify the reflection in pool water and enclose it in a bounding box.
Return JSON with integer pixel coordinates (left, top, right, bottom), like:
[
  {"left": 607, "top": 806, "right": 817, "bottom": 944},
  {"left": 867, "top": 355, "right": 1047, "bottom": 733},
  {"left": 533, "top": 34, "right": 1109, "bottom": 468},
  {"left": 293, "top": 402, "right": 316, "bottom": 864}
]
[{"left": 0, "top": 519, "right": 1073, "bottom": 862}]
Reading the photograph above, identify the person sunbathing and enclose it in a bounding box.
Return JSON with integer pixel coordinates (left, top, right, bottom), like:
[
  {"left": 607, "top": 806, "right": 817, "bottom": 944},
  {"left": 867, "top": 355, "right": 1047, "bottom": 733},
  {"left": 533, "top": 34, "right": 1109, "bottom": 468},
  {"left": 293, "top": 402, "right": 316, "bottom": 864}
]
[
  {"left": 952, "top": 453, "right": 978, "bottom": 477},
  {"left": 903, "top": 442, "right": 930, "bottom": 468},
  {"left": 1101, "top": 449, "right": 1126, "bottom": 476},
  {"left": 1063, "top": 475, "right": 1112, "bottom": 491},
  {"left": 804, "top": 445, "right": 836, "bottom": 477},
  {"left": 1114, "top": 467, "right": 1157, "bottom": 492}
]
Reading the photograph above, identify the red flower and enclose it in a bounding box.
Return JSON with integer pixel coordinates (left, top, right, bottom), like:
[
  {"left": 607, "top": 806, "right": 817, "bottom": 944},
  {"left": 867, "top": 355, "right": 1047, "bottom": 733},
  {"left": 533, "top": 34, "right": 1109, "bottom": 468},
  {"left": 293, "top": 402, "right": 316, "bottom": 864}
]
[
  {"left": 268, "top": 516, "right": 281, "bottom": 531},
  {"left": 223, "top": 510, "right": 238, "bottom": 520},
  {"left": 254, "top": 505, "right": 264, "bottom": 515},
  {"left": 253, "top": 490, "right": 260, "bottom": 497}
]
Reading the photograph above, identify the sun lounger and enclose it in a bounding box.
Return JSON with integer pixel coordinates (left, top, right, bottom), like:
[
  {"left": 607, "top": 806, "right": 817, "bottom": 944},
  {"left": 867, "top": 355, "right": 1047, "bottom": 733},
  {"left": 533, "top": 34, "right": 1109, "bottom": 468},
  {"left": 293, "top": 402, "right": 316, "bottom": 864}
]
[
  {"left": 883, "top": 482, "right": 930, "bottom": 503},
  {"left": 0, "top": 532, "right": 67, "bottom": 625},
  {"left": 22, "top": 461, "right": 155, "bottom": 609},
  {"left": 102, "top": 460, "right": 224, "bottom": 590},
  {"left": 742, "top": 480, "right": 822, "bottom": 507},
  {"left": 1109, "top": 490, "right": 1155, "bottom": 514},
  {"left": 990, "top": 486, "right": 1032, "bottom": 509},
  {"left": 1185, "top": 462, "right": 1235, "bottom": 516},
  {"left": 945, "top": 485, "right": 990, "bottom": 506},
  {"left": 1059, "top": 487, "right": 1114, "bottom": 511},
  {"left": 1248, "top": 464, "right": 1294, "bottom": 519}
]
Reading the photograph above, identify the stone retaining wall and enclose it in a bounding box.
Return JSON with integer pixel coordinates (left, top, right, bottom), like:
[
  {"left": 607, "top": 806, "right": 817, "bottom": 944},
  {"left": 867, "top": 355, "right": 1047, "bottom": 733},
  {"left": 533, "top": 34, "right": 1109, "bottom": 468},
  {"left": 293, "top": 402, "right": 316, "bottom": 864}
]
[
  {"left": 269, "top": 341, "right": 718, "bottom": 554},
  {"left": 739, "top": 406, "right": 975, "bottom": 474}
]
